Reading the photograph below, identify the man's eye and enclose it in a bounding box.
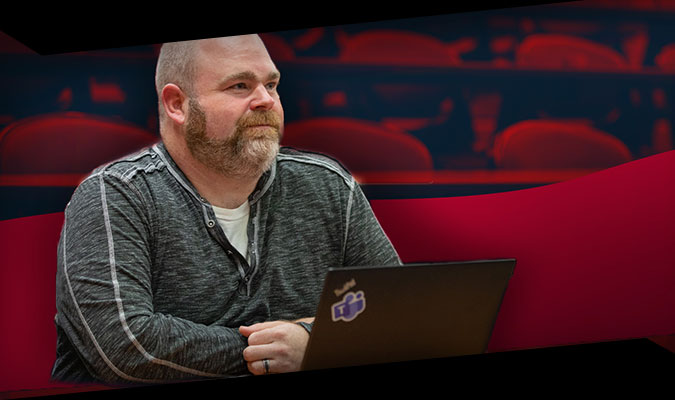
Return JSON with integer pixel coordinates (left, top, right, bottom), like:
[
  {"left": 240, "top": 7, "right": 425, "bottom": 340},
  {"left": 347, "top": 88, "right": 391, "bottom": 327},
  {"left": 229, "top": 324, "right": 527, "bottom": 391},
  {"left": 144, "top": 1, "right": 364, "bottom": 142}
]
[{"left": 230, "top": 83, "right": 248, "bottom": 90}]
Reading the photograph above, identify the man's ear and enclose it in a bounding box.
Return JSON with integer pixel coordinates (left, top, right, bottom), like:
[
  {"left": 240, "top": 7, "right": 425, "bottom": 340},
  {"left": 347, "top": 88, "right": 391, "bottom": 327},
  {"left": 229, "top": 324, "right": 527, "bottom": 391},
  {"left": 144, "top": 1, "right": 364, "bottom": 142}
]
[{"left": 161, "top": 84, "right": 189, "bottom": 125}]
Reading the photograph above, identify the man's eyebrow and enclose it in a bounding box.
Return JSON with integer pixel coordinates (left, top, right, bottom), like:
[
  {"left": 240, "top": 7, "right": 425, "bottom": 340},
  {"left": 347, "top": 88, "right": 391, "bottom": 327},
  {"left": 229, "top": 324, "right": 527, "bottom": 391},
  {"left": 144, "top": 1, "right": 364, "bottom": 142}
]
[
  {"left": 268, "top": 71, "right": 281, "bottom": 81},
  {"left": 221, "top": 71, "right": 281, "bottom": 84}
]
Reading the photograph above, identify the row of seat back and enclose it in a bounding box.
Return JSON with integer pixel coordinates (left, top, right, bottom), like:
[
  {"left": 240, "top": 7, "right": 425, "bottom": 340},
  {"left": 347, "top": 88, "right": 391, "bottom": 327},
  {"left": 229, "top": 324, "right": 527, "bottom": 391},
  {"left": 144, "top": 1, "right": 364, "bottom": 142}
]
[
  {"left": 281, "top": 117, "right": 433, "bottom": 171},
  {"left": 0, "top": 112, "right": 158, "bottom": 174},
  {"left": 263, "top": 30, "right": 675, "bottom": 71},
  {"left": 336, "top": 30, "right": 476, "bottom": 66},
  {"left": 493, "top": 120, "right": 633, "bottom": 169},
  {"left": 0, "top": 113, "right": 635, "bottom": 176},
  {"left": 515, "top": 34, "right": 629, "bottom": 70}
]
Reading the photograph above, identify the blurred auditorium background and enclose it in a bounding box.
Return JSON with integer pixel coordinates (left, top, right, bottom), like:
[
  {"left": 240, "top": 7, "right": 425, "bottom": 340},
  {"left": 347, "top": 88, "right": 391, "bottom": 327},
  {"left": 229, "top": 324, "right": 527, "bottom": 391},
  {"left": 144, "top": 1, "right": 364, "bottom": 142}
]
[
  {"left": 1, "top": 0, "right": 673, "bottom": 219},
  {"left": 1, "top": 3, "right": 674, "bottom": 395}
]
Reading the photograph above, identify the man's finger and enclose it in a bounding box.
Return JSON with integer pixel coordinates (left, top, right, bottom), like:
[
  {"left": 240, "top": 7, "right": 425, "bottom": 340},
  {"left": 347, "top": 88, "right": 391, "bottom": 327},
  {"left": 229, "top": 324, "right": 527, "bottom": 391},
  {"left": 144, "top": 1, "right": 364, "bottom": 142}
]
[
  {"left": 247, "top": 325, "right": 291, "bottom": 346},
  {"left": 247, "top": 358, "right": 273, "bottom": 375},
  {"left": 239, "top": 321, "right": 284, "bottom": 337},
  {"left": 243, "top": 342, "right": 280, "bottom": 362}
]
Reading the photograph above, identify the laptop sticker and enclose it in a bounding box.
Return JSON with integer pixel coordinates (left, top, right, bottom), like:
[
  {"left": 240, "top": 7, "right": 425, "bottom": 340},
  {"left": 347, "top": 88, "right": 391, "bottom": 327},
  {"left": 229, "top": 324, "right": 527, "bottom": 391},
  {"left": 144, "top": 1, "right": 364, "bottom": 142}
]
[
  {"left": 334, "top": 278, "right": 356, "bottom": 297},
  {"left": 331, "top": 291, "right": 366, "bottom": 322}
]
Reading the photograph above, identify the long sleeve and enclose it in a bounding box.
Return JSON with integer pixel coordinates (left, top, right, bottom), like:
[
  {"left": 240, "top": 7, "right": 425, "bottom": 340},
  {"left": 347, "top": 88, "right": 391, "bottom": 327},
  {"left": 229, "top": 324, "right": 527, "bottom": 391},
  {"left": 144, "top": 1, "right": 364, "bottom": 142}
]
[{"left": 54, "top": 171, "right": 249, "bottom": 384}]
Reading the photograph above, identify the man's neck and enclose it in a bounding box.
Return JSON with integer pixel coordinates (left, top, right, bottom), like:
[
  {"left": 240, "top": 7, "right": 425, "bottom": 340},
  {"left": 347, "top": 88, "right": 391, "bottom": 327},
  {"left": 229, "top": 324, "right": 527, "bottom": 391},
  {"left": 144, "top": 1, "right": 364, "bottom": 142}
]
[{"left": 164, "top": 139, "right": 261, "bottom": 209}]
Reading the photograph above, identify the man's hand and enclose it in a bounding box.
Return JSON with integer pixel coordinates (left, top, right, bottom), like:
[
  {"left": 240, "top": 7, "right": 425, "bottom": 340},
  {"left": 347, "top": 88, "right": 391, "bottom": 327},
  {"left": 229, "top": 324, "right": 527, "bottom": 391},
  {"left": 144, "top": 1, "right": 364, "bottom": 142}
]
[{"left": 239, "top": 318, "right": 314, "bottom": 375}]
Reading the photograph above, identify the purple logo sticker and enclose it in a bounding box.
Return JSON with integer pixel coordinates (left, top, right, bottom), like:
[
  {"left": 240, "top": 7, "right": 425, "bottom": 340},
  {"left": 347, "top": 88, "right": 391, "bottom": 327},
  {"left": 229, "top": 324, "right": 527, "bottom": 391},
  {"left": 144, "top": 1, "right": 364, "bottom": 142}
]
[{"left": 331, "top": 291, "right": 366, "bottom": 322}]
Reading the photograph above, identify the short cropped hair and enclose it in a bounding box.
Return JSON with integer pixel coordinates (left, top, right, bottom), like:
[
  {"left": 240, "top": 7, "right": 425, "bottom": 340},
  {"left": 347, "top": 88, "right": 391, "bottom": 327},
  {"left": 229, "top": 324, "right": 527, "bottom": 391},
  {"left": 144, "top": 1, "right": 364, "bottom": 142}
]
[{"left": 155, "top": 40, "right": 200, "bottom": 121}]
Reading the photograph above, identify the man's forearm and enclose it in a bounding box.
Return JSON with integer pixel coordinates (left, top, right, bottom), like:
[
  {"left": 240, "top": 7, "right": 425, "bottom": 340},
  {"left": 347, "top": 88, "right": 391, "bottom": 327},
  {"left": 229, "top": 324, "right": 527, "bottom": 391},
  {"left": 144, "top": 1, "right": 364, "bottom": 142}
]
[{"left": 56, "top": 292, "right": 250, "bottom": 383}]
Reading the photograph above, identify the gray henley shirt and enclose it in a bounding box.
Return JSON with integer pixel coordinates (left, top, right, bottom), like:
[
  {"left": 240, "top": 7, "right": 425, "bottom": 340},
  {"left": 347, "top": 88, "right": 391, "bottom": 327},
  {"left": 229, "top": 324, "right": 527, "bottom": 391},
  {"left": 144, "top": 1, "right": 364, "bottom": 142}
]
[{"left": 51, "top": 142, "right": 401, "bottom": 384}]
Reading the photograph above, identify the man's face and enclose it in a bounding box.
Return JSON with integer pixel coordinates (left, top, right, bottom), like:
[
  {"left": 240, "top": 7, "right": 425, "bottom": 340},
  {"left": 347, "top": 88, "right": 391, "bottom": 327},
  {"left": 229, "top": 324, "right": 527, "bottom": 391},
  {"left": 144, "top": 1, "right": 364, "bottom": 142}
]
[{"left": 184, "top": 36, "right": 284, "bottom": 178}]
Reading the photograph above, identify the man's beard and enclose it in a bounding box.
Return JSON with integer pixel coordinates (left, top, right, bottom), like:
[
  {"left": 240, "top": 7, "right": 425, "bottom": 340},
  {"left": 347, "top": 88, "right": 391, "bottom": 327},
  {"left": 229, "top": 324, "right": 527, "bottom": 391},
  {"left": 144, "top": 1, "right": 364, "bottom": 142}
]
[{"left": 184, "top": 99, "right": 282, "bottom": 179}]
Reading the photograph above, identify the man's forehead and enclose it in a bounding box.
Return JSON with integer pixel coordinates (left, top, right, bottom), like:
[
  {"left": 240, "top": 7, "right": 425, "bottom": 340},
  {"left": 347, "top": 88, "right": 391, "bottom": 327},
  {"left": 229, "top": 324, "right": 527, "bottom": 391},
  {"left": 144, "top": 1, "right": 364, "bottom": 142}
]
[
  {"left": 197, "top": 35, "right": 269, "bottom": 58},
  {"left": 192, "top": 35, "right": 277, "bottom": 78}
]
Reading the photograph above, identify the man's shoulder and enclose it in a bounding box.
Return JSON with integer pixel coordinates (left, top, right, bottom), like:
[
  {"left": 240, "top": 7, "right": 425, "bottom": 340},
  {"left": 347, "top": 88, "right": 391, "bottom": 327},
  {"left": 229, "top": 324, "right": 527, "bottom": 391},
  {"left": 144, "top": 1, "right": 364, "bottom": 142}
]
[
  {"left": 277, "top": 147, "right": 354, "bottom": 187},
  {"left": 65, "top": 146, "right": 163, "bottom": 213},
  {"left": 80, "top": 145, "right": 164, "bottom": 186}
]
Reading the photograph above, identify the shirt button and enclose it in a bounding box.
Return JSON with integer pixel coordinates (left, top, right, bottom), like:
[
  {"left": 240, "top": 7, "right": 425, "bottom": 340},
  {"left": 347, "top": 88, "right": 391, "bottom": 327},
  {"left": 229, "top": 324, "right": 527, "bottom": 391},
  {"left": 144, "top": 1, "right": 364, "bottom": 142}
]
[{"left": 207, "top": 220, "right": 215, "bottom": 228}]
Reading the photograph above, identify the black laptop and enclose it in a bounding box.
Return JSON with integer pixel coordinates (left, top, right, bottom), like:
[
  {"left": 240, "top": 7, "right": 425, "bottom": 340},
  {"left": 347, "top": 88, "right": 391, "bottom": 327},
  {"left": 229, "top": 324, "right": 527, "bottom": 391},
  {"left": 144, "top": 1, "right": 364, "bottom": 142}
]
[{"left": 300, "top": 258, "right": 516, "bottom": 371}]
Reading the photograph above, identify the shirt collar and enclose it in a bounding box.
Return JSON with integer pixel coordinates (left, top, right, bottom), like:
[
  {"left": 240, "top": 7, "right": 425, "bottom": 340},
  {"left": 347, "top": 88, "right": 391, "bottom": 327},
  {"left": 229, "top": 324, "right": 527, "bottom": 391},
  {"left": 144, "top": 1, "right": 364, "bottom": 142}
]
[{"left": 153, "top": 141, "right": 276, "bottom": 205}]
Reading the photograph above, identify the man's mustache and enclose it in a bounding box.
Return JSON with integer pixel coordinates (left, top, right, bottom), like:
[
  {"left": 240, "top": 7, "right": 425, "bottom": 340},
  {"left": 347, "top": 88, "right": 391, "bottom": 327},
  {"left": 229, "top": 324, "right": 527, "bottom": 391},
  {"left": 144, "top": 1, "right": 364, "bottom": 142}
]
[{"left": 238, "top": 110, "right": 282, "bottom": 130}]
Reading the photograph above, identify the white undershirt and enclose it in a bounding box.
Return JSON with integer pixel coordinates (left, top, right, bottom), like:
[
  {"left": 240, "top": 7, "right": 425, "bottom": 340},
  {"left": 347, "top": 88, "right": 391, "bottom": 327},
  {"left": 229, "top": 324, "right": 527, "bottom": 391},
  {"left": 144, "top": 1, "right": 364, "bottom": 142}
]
[{"left": 212, "top": 201, "right": 250, "bottom": 261}]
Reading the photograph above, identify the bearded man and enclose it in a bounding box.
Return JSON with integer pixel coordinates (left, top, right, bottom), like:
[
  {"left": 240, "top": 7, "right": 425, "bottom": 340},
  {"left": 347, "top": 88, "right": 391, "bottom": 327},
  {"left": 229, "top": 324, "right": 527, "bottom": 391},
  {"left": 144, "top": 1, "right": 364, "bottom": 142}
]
[{"left": 51, "top": 35, "right": 400, "bottom": 384}]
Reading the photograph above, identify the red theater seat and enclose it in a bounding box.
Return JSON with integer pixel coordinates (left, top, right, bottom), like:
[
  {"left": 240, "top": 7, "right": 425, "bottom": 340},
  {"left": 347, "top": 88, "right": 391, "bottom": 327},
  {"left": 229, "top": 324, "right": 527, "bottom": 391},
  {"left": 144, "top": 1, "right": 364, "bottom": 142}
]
[
  {"left": 655, "top": 43, "right": 675, "bottom": 72},
  {"left": 0, "top": 112, "right": 158, "bottom": 175},
  {"left": 337, "top": 29, "right": 472, "bottom": 66},
  {"left": 259, "top": 33, "right": 295, "bottom": 62},
  {"left": 516, "top": 34, "right": 629, "bottom": 71},
  {"left": 281, "top": 117, "right": 433, "bottom": 172},
  {"left": 371, "top": 149, "right": 675, "bottom": 352},
  {"left": 492, "top": 119, "right": 632, "bottom": 169}
]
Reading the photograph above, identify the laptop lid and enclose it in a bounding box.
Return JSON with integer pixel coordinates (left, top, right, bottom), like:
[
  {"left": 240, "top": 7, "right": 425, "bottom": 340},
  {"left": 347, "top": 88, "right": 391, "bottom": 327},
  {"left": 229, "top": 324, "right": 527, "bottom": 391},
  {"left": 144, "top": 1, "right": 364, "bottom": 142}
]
[{"left": 300, "top": 258, "right": 516, "bottom": 371}]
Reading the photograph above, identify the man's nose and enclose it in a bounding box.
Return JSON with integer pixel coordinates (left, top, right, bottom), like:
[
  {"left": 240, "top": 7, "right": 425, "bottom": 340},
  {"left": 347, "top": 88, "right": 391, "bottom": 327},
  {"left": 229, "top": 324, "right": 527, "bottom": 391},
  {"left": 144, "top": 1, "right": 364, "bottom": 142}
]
[{"left": 250, "top": 85, "right": 275, "bottom": 110}]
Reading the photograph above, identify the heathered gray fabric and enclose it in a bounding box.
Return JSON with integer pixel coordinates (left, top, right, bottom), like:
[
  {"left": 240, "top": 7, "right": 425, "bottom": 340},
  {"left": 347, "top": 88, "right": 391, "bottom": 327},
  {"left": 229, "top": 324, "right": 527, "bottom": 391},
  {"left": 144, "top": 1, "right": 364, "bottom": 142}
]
[{"left": 52, "top": 142, "right": 401, "bottom": 384}]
